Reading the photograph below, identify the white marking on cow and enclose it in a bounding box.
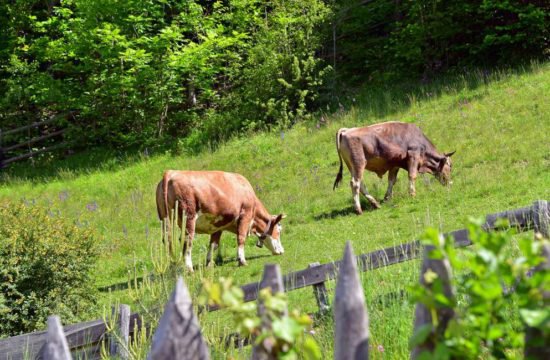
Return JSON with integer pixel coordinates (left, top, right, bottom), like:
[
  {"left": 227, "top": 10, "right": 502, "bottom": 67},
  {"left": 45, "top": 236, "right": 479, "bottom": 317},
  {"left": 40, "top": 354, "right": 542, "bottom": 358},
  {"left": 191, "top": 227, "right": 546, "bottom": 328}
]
[
  {"left": 184, "top": 237, "right": 193, "bottom": 271},
  {"left": 237, "top": 245, "right": 246, "bottom": 264}
]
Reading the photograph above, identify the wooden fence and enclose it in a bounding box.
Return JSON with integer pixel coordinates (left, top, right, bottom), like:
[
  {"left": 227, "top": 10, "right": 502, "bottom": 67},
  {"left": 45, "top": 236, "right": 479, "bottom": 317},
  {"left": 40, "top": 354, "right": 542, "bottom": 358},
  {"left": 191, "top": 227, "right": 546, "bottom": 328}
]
[
  {"left": 1, "top": 200, "right": 548, "bottom": 359},
  {"left": 0, "top": 113, "right": 71, "bottom": 169}
]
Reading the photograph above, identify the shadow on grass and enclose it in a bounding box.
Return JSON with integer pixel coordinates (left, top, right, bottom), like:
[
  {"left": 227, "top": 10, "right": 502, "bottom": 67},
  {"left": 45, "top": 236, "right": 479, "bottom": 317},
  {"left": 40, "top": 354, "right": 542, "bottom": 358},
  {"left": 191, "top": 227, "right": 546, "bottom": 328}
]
[
  {"left": 314, "top": 202, "right": 378, "bottom": 220},
  {"left": 214, "top": 253, "right": 272, "bottom": 266},
  {"left": 0, "top": 144, "right": 171, "bottom": 185},
  {"left": 97, "top": 254, "right": 271, "bottom": 292}
]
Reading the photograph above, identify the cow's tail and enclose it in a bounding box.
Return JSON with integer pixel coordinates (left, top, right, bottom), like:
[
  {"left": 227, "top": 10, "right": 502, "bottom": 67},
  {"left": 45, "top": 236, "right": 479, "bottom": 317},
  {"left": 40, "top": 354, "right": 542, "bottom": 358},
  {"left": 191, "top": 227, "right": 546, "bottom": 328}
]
[
  {"left": 333, "top": 128, "right": 347, "bottom": 190},
  {"left": 162, "top": 171, "right": 171, "bottom": 222}
]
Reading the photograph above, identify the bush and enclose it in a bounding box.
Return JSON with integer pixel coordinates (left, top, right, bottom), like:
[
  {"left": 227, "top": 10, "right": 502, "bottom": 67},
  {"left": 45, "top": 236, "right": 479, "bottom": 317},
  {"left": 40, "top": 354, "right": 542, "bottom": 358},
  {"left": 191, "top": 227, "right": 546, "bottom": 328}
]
[
  {"left": 0, "top": 200, "right": 98, "bottom": 337},
  {"left": 410, "top": 219, "right": 550, "bottom": 359}
]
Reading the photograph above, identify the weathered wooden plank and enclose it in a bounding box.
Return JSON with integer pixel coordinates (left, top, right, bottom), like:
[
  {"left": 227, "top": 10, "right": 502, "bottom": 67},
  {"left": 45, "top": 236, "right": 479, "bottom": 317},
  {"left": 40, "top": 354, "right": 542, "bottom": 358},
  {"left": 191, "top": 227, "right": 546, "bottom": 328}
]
[
  {"left": 206, "top": 204, "right": 536, "bottom": 312},
  {"left": 43, "top": 316, "right": 72, "bottom": 360},
  {"left": 309, "top": 262, "right": 330, "bottom": 314},
  {"left": 252, "top": 264, "right": 286, "bottom": 360},
  {"left": 110, "top": 304, "right": 130, "bottom": 360},
  {"left": 524, "top": 200, "right": 550, "bottom": 359},
  {"left": 411, "top": 236, "right": 455, "bottom": 359},
  {"left": 0, "top": 313, "right": 142, "bottom": 360},
  {"left": 3, "top": 129, "right": 66, "bottom": 152},
  {"left": 334, "top": 241, "right": 369, "bottom": 360},
  {"left": 148, "top": 277, "right": 209, "bottom": 360},
  {"left": 3, "top": 143, "right": 68, "bottom": 165},
  {"left": 1, "top": 116, "right": 62, "bottom": 136}
]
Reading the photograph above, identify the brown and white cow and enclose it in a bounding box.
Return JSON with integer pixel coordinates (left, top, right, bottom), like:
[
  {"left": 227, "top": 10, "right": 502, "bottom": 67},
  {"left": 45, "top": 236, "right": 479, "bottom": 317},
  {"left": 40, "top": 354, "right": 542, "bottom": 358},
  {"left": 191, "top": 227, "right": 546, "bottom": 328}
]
[
  {"left": 333, "top": 121, "right": 455, "bottom": 214},
  {"left": 156, "top": 170, "right": 285, "bottom": 271}
]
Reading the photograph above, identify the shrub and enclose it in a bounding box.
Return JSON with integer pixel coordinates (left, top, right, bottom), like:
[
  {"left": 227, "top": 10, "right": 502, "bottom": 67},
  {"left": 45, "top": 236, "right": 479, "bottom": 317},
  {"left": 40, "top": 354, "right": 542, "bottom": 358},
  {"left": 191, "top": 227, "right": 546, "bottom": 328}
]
[
  {"left": 0, "top": 200, "right": 98, "bottom": 337},
  {"left": 410, "top": 219, "right": 550, "bottom": 359}
]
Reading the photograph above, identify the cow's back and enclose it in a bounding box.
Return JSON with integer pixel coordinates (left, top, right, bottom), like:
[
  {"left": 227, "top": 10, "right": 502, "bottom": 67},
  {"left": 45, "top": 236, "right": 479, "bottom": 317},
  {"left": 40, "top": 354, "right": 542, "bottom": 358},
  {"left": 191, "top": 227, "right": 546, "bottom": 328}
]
[
  {"left": 345, "top": 121, "right": 433, "bottom": 153},
  {"left": 164, "top": 171, "right": 256, "bottom": 216}
]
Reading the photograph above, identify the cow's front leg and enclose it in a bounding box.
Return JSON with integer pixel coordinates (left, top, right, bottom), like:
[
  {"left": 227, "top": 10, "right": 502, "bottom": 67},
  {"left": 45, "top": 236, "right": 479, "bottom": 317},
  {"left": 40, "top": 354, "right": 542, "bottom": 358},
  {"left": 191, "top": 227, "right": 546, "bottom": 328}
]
[
  {"left": 408, "top": 170, "right": 417, "bottom": 197},
  {"left": 183, "top": 216, "right": 196, "bottom": 272},
  {"left": 206, "top": 231, "right": 222, "bottom": 267},
  {"left": 407, "top": 154, "right": 419, "bottom": 197},
  {"left": 236, "top": 216, "right": 252, "bottom": 266},
  {"left": 384, "top": 168, "right": 399, "bottom": 201},
  {"left": 360, "top": 182, "right": 381, "bottom": 209}
]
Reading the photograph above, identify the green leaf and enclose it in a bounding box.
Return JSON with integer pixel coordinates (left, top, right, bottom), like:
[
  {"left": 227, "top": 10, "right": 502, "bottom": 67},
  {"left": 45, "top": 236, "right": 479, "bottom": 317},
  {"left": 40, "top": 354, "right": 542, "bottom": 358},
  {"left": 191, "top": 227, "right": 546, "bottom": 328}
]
[
  {"left": 520, "top": 308, "right": 550, "bottom": 327},
  {"left": 409, "top": 324, "right": 433, "bottom": 348},
  {"left": 301, "top": 336, "right": 322, "bottom": 359}
]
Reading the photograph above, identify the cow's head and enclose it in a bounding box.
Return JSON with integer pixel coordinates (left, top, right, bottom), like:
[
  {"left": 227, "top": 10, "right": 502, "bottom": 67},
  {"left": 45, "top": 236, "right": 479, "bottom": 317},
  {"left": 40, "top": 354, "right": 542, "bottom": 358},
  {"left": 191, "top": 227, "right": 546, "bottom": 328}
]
[
  {"left": 434, "top": 151, "right": 455, "bottom": 186},
  {"left": 255, "top": 214, "right": 286, "bottom": 255}
]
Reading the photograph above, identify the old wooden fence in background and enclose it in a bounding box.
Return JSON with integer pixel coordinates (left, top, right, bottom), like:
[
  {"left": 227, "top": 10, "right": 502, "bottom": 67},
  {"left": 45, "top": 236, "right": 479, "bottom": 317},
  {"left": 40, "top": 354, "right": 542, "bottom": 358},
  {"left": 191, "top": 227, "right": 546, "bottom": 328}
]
[
  {"left": 1, "top": 200, "right": 548, "bottom": 359},
  {"left": 0, "top": 113, "right": 71, "bottom": 169}
]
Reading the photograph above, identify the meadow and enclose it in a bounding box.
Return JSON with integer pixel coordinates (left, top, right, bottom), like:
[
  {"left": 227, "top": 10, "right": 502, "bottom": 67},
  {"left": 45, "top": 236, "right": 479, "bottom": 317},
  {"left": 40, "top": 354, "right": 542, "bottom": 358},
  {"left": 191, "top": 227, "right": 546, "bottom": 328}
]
[{"left": 1, "top": 63, "right": 549, "bottom": 358}]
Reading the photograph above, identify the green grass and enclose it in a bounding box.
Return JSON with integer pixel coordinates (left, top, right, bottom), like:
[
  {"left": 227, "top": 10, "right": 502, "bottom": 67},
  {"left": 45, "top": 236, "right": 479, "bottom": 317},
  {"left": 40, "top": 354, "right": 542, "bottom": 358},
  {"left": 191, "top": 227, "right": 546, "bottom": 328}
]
[{"left": 1, "top": 63, "right": 549, "bottom": 358}]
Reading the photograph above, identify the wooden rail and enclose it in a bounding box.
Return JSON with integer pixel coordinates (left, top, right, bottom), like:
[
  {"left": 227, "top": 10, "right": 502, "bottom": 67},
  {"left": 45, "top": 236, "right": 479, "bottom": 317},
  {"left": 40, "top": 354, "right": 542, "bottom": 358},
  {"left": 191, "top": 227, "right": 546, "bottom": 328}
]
[
  {"left": 0, "top": 312, "right": 142, "bottom": 360},
  {"left": 0, "top": 113, "right": 71, "bottom": 168}
]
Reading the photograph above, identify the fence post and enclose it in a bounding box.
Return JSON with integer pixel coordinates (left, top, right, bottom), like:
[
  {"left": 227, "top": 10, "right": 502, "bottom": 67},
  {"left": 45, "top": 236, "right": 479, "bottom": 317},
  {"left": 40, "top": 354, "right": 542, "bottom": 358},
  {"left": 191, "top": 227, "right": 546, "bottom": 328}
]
[
  {"left": 148, "top": 277, "right": 209, "bottom": 360},
  {"left": 251, "top": 264, "right": 286, "bottom": 360},
  {"left": 110, "top": 304, "right": 131, "bottom": 360},
  {"left": 43, "top": 316, "right": 72, "bottom": 360},
  {"left": 411, "top": 235, "right": 455, "bottom": 359},
  {"left": 334, "top": 241, "right": 369, "bottom": 360},
  {"left": 524, "top": 200, "right": 550, "bottom": 359},
  {"left": 309, "top": 262, "right": 330, "bottom": 314}
]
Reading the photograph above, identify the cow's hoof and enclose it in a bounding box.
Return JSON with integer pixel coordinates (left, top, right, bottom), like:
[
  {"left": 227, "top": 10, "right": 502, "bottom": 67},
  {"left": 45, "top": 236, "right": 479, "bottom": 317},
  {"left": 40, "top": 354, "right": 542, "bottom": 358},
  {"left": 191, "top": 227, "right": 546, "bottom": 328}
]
[
  {"left": 238, "top": 260, "right": 248, "bottom": 267},
  {"left": 186, "top": 267, "right": 194, "bottom": 273},
  {"left": 206, "top": 261, "right": 214, "bottom": 268},
  {"left": 355, "top": 209, "right": 363, "bottom": 215},
  {"left": 372, "top": 202, "right": 381, "bottom": 209}
]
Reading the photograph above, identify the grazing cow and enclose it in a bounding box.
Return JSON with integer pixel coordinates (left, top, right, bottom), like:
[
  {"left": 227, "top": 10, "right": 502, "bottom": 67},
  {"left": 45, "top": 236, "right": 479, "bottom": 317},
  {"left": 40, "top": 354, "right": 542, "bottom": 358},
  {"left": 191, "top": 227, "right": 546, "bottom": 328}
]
[
  {"left": 333, "top": 121, "right": 455, "bottom": 214},
  {"left": 156, "top": 170, "right": 285, "bottom": 271}
]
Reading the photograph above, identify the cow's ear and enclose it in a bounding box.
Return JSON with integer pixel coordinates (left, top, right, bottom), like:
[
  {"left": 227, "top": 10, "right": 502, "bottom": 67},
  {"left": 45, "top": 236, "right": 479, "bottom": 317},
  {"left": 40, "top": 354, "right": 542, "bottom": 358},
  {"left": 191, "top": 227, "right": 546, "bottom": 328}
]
[
  {"left": 438, "top": 157, "right": 447, "bottom": 171},
  {"left": 445, "top": 150, "right": 456, "bottom": 157},
  {"left": 274, "top": 214, "right": 286, "bottom": 224}
]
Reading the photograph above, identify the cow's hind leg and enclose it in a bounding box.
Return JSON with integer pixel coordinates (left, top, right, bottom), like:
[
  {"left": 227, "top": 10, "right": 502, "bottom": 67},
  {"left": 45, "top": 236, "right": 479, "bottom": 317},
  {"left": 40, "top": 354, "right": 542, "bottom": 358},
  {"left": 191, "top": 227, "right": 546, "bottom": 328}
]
[
  {"left": 350, "top": 177, "right": 363, "bottom": 215},
  {"left": 384, "top": 168, "right": 399, "bottom": 201},
  {"left": 183, "top": 216, "right": 196, "bottom": 272},
  {"left": 206, "top": 231, "right": 222, "bottom": 267}
]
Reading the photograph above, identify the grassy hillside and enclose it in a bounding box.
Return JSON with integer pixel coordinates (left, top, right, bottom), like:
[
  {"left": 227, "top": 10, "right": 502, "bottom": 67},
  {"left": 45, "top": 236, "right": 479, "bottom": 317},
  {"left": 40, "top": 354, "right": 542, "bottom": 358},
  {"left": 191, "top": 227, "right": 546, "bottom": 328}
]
[{"left": 1, "top": 63, "right": 549, "bottom": 357}]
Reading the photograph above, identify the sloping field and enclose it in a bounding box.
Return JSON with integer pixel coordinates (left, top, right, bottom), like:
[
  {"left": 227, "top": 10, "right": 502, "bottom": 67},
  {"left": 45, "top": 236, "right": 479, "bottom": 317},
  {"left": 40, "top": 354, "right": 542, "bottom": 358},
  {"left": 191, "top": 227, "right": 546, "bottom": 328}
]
[{"left": 1, "top": 64, "right": 549, "bottom": 357}]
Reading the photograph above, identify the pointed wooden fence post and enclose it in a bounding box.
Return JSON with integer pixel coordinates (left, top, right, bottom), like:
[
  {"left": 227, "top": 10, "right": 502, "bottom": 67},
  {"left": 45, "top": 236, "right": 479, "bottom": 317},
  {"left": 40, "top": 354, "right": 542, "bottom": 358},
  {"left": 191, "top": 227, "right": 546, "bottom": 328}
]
[
  {"left": 251, "top": 264, "right": 286, "bottom": 360},
  {"left": 411, "top": 235, "right": 455, "bottom": 359},
  {"left": 524, "top": 200, "right": 550, "bottom": 359},
  {"left": 43, "top": 316, "right": 72, "bottom": 360},
  {"left": 148, "top": 277, "right": 209, "bottom": 360},
  {"left": 334, "top": 241, "right": 369, "bottom": 360},
  {"left": 110, "top": 304, "right": 131, "bottom": 360},
  {"left": 309, "top": 262, "right": 330, "bottom": 314}
]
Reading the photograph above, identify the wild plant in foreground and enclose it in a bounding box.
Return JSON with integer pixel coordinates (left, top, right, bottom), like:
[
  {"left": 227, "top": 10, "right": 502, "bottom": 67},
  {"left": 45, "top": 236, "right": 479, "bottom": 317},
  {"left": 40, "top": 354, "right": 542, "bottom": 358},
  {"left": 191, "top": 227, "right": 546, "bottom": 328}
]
[{"left": 409, "top": 219, "right": 549, "bottom": 359}]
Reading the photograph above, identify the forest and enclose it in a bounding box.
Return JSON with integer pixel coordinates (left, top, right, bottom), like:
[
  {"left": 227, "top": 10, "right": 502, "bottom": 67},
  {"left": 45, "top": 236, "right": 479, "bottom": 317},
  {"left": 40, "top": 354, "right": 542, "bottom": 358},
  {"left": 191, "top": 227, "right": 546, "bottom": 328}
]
[{"left": 1, "top": 0, "right": 547, "bottom": 152}]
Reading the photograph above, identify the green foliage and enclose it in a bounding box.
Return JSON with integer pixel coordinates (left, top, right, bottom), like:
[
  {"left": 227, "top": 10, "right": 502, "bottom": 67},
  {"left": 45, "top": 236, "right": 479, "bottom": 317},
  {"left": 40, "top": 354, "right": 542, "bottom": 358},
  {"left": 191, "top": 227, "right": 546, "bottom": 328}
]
[
  {"left": 1, "top": 0, "right": 330, "bottom": 152},
  {"left": 332, "top": 0, "right": 549, "bottom": 82},
  {"left": 410, "top": 220, "right": 550, "bottom": 359},
  {"left": 200, "top": 277, "right": 321, "bottom": 359},
  {"left": 0, "top": 200, "right": 98, "bottom": 337}
]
